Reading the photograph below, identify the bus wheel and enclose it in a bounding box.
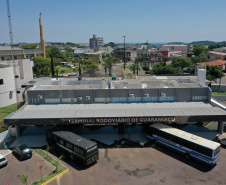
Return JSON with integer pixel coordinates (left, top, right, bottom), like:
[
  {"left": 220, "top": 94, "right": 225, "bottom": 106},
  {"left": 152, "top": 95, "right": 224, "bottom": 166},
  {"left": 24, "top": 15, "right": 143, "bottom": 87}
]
[
  {"left": 70, "top": 154, "right": 74, "bottom": 160},
  {"left": 185, "top": 153, "right": 191, "bottom": 160}
]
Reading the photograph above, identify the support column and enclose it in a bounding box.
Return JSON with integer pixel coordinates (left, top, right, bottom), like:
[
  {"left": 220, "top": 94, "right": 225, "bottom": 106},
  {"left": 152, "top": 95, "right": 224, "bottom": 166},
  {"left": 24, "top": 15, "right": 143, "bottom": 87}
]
[
  {"left": 118, "top": 123, "right": 127, "bottom": 134},
  {"left": 218, "top": 121, "right": 224, "bottom": 134},
  {"left": 15, "top": 125, "right": 20, "bottom": 138}
]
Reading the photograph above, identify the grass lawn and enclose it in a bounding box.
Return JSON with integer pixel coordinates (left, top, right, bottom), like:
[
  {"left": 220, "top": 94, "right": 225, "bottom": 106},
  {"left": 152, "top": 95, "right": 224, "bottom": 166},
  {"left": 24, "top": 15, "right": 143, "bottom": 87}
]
[
  {"left": 0, "top": 103, "right": 18, "bottom": 133},
  {"left": 58, "top": 67, "right": 75, "bottom": 74},
  {"left": 32, "top": 149, "right": 67, "bottom": 185},
  {"left": 212, "top": 92, "right": 226, "bottom": 95}
]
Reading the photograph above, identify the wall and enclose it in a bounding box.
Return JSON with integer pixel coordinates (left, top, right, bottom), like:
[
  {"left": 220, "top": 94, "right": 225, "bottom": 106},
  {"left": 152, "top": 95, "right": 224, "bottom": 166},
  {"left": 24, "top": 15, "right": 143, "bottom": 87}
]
[
  {"left": 0, "top": 67, "right": 17, "bottom": 108},
  {"left": 26, "top": 86, "right": 211, "bottom": 104}
]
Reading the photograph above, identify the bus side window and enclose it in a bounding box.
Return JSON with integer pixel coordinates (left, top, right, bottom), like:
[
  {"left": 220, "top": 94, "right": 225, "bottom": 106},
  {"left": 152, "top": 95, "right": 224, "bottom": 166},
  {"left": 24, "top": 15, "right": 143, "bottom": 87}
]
[
  {"left": 189, "top": 142, "right": 196, "bottom": 150},
  {"left": 74, "top": 146, "right": 78, "bottom": 153},
  {"left": 161, "top": 131, "right": 169, "bottom": 139},
  {"left": 80, "top": 150, "right": 84, "bottom": 156},
  {"left": 148, "top": 127, "right": 154, "bottom": 135},
  {"left": 169, "top": 135, "right": 177, "bottom": 142},
  {"left": 53, "top": 136, "right": 58, "bottom": 141},
  {"left": 59, "top": 139, "right": 64, "bottom": 145},
  {"left": 66, "top": 142, "right": 72, "bottom": 149}
]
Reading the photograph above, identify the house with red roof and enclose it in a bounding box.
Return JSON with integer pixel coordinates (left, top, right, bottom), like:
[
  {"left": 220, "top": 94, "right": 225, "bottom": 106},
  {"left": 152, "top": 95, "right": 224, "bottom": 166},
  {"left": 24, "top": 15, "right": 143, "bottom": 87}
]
[{"left": 197, "top": 59, "right": 226, "bottom": 70}]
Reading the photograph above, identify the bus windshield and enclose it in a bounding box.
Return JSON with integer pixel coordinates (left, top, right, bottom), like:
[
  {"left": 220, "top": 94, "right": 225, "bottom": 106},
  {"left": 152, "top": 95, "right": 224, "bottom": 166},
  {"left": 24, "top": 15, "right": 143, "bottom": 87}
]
[{"left": 214, "top": 146, "right": 221, "bottom": 156}]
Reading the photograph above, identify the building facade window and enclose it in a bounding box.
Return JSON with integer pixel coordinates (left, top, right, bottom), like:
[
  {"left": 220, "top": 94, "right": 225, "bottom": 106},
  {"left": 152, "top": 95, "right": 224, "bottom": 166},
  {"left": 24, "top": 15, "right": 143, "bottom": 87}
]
[
  {"left": 62, "top": 98, "right": 77, "bottom": 103},
  {"left": 159, "top": 96, "right": 175, "bottom": 102},
  {"left": 192, "top": 96, "right": 207, "bottom": 102},
  {"left": 128, "top": 97, "right": 142, "bottom": 102},
  {"left": 0, "top": 79, "right": 3, "bottom": 85},
  {"left": 111, "top": 97, "right": 127, "bottom": 103},
  {"left": 143, "top": 97, "right": 158, "bottom": 102},
  {"left": 95, "top": 98, "right": 111, "bottom": 103}
]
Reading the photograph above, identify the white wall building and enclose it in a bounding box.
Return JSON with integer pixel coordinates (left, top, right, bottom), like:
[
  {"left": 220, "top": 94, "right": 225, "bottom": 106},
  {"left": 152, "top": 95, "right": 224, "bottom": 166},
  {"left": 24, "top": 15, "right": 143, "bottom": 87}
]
[
  {"left": 161, "top": 45, "right": 193, "bottom": 57},
  {"left": 0, "top": 59, "right": 34, "bottom": 108}
]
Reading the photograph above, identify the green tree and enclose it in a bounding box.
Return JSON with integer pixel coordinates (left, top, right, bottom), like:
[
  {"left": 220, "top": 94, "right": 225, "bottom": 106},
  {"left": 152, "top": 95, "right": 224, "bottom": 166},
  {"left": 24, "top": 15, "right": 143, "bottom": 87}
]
[
  {"left": 17, "top": 173, "right": 28, "bottom": 185},
  {"left": 129, "top": 64, "right": 136, "bottom": 75},
  {"left": 21, "top": 44, "right": 38, "bottom": 49},
  {"left": 172, "top": 56, "right": 192, "bottom": 69},
  {"left": 64, "top": 46, "right": 74, "bottom": 60},
  {"left": 86, "top": 56, "right": 99, "bottom": 77},
  {"left": 73, "top": 57, "right": 84, "bottom": 77},
  {"left": 193, "top": 44, "right": 206, "bottom": 56},
  {"left": 48, "top": 47, "right": 62, "bottom": 77},
  {"left": 33, "top": 56, "right": 51, "bottom": 77},
  {"left": 192, "top": 53, "right": 210, "bottom": 64},
  {"left": 54, "top": 155, "right": 63, "bottom": 173},
  {"left": 104, "top": 55, "right": 118, "bottom": 76},
  {"left": 108, "top": 42, "right": 116, "bottom": 48},
  {"left": 206, "top": 65, "right": 224, "bottom": 82}
]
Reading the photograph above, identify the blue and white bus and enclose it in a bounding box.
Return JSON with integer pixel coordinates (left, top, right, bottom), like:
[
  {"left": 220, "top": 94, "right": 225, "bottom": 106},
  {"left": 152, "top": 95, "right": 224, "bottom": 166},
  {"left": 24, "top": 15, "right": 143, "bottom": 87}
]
[{"left": 147, "top": 123, "right": 221, "bottom": 166}]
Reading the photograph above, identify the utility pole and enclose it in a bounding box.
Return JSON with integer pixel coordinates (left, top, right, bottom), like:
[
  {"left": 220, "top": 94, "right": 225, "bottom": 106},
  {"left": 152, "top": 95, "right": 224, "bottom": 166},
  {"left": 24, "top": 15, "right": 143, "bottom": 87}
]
[{"left": 122, "top": 36, "right": 126, "bottom": 70}]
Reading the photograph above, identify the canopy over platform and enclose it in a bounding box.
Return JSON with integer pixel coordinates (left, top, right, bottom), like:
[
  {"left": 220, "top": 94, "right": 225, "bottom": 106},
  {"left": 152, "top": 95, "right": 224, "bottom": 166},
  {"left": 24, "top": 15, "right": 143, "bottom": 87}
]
[{"left": 4, "top": 102, "right": 226, "bottom": 126}]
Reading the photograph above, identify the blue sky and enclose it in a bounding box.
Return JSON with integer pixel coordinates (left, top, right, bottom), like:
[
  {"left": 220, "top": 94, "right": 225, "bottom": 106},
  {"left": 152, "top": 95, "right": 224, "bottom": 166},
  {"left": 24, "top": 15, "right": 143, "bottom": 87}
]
[{"left": 0, "top": 0, "right": 226, "bottom": 44}]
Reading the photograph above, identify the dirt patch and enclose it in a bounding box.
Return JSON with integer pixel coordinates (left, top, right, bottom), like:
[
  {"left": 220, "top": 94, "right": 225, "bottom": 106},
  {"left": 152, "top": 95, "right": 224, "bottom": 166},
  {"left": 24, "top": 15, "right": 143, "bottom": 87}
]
[
  {"left": 104, "top": 148, "right": 111, "bottom": 161},
  {"left": 125, "top": 168, "right": 154, "bottom": 179}
]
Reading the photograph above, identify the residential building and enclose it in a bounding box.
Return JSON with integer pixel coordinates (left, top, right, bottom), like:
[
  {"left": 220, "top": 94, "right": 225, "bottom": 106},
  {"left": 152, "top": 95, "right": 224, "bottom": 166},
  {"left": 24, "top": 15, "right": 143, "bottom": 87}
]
[
  {"left": 94, "top": 46, "right": 114, "bottom": 52},
  {"left": 0, "top": 59, "right": 34, "bottom": 108},
  {"left": 161, "top": 45, "right": 193, "bottom": 57},
  {"left": 89, "top": 34, "right": 104, "bottom": 49},
  {"left": 207, "top": 51, "right": 226, "bottom": 61},
  {"left": 150, "top": 50, "right": 182, "bottom": 62},
  {"left": 197, "top": 59, "right": 226, "bottom": 70}
]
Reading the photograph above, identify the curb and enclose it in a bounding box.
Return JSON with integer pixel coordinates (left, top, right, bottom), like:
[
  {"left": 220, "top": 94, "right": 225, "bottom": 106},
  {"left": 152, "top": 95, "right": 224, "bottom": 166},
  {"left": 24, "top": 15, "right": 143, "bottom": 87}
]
[
  {"left": 32, "top": 149, "right": 56, "bottom": 170},
  {"left": 42, "top": 169, "right": 69, "bottom": 185}
]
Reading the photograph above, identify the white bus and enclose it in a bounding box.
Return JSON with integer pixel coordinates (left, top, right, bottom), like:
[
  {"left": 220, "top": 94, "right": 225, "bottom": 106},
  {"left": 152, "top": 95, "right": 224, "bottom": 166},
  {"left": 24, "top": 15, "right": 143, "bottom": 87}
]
[{"left": 147, "top": 123, "right": 221, "bottom": 166}]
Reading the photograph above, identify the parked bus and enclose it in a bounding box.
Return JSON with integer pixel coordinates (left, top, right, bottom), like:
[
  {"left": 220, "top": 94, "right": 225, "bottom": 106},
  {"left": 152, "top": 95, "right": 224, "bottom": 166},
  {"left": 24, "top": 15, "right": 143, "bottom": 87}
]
[
  {"left": 46, "top": 131, "right": 99, "bottom": 166},
  {"left": 147, "top": 123, "right": 221, "bottom": 166}
]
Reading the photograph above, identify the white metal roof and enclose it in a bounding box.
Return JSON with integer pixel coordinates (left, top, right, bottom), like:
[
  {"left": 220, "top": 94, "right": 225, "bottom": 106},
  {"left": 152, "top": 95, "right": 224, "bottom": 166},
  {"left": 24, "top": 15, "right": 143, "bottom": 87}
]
[{"left": 150, "top": 123, "right": 220, "bottom": 150}]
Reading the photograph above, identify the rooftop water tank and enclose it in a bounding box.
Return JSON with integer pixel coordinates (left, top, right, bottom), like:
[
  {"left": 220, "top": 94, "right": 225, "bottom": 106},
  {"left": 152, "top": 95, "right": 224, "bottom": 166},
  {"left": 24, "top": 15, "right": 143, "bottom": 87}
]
[
  {"left": 78, "top": 77, "right": 82, "bottom": 81},
  {"left": 112, "top": 76, "right": 117, "bottom": 80}
]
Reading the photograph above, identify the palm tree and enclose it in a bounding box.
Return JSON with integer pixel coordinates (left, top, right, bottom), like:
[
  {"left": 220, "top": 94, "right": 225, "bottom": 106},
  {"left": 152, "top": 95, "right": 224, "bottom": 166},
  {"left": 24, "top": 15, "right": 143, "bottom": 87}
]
[
  {"left": 104, "top": 55, "right": 119, "bottom": 77},
  {"left": 17, "top": 173, "right": 28, "bottom": 185}
]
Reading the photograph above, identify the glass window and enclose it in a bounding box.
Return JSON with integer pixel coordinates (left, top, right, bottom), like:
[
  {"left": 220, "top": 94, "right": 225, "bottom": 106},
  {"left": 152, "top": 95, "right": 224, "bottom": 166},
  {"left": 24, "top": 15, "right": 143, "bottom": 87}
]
[
  {"left": 74, "top": 146, "right": 78, "bottom": 153},
  {"left": 66, "top": 142, "right": 72, "bottom": 149},
  {"left": 0, "top": 79, "right": 3, "bottom": 85},
  {"left": 59, "top": 139, "right": 64, "bottom": 145}
]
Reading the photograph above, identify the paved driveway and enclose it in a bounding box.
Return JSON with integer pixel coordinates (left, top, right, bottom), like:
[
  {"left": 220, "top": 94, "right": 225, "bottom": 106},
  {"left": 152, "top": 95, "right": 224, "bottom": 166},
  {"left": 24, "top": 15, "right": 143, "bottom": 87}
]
[
  {"left": 0, "top": 153, "right": 54, "bottom": 185},
  {"left": 49, "top": 146, "right": 226, "bottom": 185}
]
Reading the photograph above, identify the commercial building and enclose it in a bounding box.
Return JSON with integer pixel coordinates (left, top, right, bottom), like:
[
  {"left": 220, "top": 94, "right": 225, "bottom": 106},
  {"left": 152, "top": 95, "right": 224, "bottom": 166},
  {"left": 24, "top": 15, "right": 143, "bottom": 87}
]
[
  {"left": 113, "top": 48, "right": 137, "bottom": 61},
  {"left": 4, "top": 74, "right": 226, "bottom": 136},
  {"left": 0, "top": 59, "right": 34, "bottom": 108},
  {"left": 0, "top": 13, "right": 46, "bottom": 61},
  {"left": 0, "top": 46, "right": 44, "bottom": 61},
  {"left": 150, "top": 50, "right": 182, "bottom": 62},
  {"left": 161, "top": 45, "right": 193, "bottom": 57},
  {"left": 89, "top": 34, "right": 104, "bottom": 49}
]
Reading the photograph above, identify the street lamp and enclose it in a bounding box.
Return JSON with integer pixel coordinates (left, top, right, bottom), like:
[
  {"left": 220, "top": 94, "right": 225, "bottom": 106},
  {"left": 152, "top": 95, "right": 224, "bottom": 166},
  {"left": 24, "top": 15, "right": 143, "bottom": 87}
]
[{"left": 122, "top": 36, "right": 126, "bottom": 70}]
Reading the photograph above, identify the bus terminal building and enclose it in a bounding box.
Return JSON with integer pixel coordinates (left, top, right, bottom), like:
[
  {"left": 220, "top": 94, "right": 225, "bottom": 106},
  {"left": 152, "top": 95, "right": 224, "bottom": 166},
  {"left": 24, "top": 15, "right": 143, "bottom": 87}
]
[{"left": 4, "top": 76, "right": 226, "bottom": 137}]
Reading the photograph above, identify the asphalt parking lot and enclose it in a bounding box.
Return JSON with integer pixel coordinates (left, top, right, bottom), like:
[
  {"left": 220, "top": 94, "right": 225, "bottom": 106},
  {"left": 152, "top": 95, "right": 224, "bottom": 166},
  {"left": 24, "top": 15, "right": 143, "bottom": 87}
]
[
  {"left": 0, "top": 153, "right": 54, "bottom": 185},
  {"left": 49, "top": 145, "right": 226, "bottom": 185}
]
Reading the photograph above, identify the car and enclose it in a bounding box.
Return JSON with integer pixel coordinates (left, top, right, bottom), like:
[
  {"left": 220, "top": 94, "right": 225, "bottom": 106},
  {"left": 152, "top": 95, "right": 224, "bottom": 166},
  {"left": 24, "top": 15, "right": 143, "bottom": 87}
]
[
  {"left": 0, "top": 154, "right": 7, "bottom": 167},
  {"left": 13, "top": 144, "right": 32, "bottom": 160},
  {"left": 68, "top": 72, "right": 77, "bottom": 76}
]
